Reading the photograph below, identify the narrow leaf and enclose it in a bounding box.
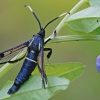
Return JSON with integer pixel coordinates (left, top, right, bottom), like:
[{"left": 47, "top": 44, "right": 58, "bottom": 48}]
[{"left": 48, "top": 35, "right": 100, "bottom": 44}]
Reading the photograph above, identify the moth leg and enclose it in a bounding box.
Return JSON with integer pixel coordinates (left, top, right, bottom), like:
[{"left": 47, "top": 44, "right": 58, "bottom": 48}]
[
  {"left": 37, "top": 63, "right": 47, "bottom": 88},
  {"left": 37, "top": 63, "right": 42, "bottom": 74},
  {"left": 44, "top": 73, "right": 47, "bottom": 84},
  {"left": 44, "top": 48, "right": 52, "bottom": 59},
  {"left": 42, "top": 70, "right": 48, "bottom": 88}
]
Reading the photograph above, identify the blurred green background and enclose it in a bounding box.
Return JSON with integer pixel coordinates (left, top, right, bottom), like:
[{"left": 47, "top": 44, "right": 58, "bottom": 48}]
[{"left": 0, "top": 0, "right": 100, "bottom": 100}]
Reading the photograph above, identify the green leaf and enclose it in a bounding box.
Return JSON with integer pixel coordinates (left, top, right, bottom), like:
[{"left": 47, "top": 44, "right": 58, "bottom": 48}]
[
  {"left": 0, "top": 62, "right": 84, "bottom": 100},
  {"left": 66, "top": 7, "right": 100, "bottom": 34},
  {"left": 49, "top": 35, "right": 100, "bottom": 44},
  {"left": 89, "top": 0, "right": 100, "bottom": 7},
  {"left": 33, "top": 62, "right": 84, "bottom": 81},
  {"left": 0, "top": 76, "right": 69, "bottom": 100}
]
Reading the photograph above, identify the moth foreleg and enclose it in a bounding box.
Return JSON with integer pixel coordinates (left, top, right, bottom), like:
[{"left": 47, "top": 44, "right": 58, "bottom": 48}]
[{"left": 44, "top": 48, "right": 52, "bottom": 59}]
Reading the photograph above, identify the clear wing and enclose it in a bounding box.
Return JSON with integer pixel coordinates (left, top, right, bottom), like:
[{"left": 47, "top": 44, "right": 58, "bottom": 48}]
[
  {"left": 0, "top": 40, "right": 30, "bottom": 64},
  {"left": 0, "top": 47, "right": 27, "bottom": 64}
]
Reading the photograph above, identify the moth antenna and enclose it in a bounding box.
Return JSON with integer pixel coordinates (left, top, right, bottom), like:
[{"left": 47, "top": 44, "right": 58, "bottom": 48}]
[
  {"left": 44, "top": 12, "right": 70, "bottom": 29},
  {"left": 24, "top": 4, "right": 42, "bottom": 30}
]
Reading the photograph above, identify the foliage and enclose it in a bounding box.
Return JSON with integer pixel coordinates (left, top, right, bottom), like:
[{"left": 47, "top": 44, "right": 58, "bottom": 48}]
[
  {"left": 0, "top": 0, "right": 100, "bottom": 100},
  {"left": 0, "top": 63, "right": 84, "bottom": 100}
]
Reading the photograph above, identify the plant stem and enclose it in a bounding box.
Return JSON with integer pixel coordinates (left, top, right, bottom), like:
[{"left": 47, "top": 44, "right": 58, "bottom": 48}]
[
  {"left": 49, "top": 35, "right": 100, "bottom": 43},
  {"left": 0, "top": 0, "right": 87, "bottom": 78},
  {"left": 45, "top": 0, "right": 87, "bottom": 42}
]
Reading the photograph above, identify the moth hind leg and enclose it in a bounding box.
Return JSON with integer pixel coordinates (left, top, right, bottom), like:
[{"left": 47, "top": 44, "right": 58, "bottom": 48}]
[
  {"left": 42, "top": 72, "right": 47, "bottom": 89},
  {"left": 37, "top": 64, "right": 47, "bottom": 88}
]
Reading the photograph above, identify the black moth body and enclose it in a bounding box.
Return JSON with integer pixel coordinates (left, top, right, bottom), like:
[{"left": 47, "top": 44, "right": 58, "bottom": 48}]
[
  {"left": 0, "top": 4, "right": 69, "bottom": 95},
  {"left": 7, "top": 28, "right": 52, "bottom": 94}
]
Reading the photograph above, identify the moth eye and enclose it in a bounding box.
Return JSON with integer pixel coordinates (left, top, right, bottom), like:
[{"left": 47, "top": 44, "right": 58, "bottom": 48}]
[{"left": 96, "top": 55, "right": 100, "bottom": 72}]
